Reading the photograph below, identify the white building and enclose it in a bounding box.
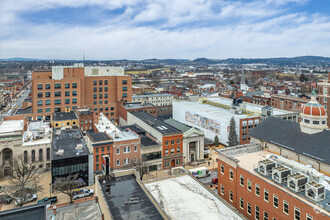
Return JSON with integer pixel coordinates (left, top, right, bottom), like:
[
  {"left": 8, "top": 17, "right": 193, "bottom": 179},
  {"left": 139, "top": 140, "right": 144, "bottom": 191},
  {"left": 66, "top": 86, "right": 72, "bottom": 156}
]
[{"left": 132, "top": 94, "right": 173, "bottom": 106}]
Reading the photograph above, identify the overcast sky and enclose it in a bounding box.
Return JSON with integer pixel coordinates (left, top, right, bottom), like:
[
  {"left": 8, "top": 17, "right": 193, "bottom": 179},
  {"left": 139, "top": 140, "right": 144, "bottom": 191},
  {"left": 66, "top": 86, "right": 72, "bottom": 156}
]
[{"left": 1, "top": 0, "right": 330, "bottom": 60}]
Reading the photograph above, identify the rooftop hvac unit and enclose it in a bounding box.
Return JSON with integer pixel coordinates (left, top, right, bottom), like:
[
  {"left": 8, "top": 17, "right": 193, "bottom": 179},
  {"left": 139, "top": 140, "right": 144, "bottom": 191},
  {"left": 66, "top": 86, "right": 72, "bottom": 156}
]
[
  {"left": 258, "top": 159, "right": 276, "bottom": 176},
  {"left": 287, "top": 172, "right": 309, "bottom": 193},
  {"left": 305, "top": 181, "right": 326, "bottom": 202},
  {"left": 56, "top": 149, "right": 64, "bottom": 156},
  {"left": 272, "top": 166, "right": 292, "bottom": 184}
]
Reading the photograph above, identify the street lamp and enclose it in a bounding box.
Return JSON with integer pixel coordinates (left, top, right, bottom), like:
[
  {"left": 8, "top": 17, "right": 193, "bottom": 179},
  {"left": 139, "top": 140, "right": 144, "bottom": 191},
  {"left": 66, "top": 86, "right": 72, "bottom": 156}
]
[{"left": 49, "top": 183, "right": 52, "bottom": 197}]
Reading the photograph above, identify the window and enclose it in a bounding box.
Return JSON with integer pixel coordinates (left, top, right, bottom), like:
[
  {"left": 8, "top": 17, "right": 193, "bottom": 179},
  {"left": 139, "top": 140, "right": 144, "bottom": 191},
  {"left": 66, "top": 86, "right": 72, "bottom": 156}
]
[
  {"left": 122, "top": 80, "right": 127, "bottom": 85},
  {"left": 134, "top": 145, "right": 137, "bottom": 152},
  {"left": 55, "top": 83, "right": 61, "bottom": 89},
  {"left": 45, "top": 84, "right": 51, "bottom": 89},
  {"left": 124, "top": 158, "right": 130, "bottom": 165},
  {"left": 171, "top": 139, "right": 175, "bottom": 145},
  {"left": 229, "top": 169, "right": 233, "bottom": 180},
  {"left": 247, "top": 203, "right": 251, "bottom": 215},
  {"left": 45, "top": 108, "right": 51, "bottom": 113},
  {"left": 164, "top": 161, "right": 170, "bottom": 168},
  {"left": 176, "top": 159, "right": 181, "bottom": 165},
  {"left": 324, "top": 97, "right": 327, "bottom": 103},
  {"left": 255, "top": 205, "right": 260, "bottom": 220},
  {"left": 104, "top": 87, "right": 108, "bottom": 91},
  {"left": 247, "top": 179, "right": 252, "bottom": 191},
  {"left": 72, "top": 83, "right": 77, "bottom": 88},
  {"left": 38, "top": 84, "right": 43, "bottom": 90},
  {"left": 93, "top": 87, "right": 97, "bottom": 92},
  {"left": 124, "top": 147, "right": 131, "bottom": 153},
  {"left": 294, "top": 207, "right": 300, "bottom": 220},
  {"left": 99, "top": 107, "right": 103, "bottom": 111},
  {"left": 171, "top": 148, "right": 175, "bottom": 154},
  {"left": 116, "top": 159, "right": 120, "bottom": 166},
  {"left": 39, "top": 149, "right": 43, "bottom": 162},
  {"left": 38, "top": 100, "right": 43, "bottom": 106},
  {"left": 55, "top": 91, "right": 61, "bottom": 97},
  {"left": 93, "top": 80, "right": 97, "bottom": 85},
  {"left": 273, "top": 195, "right": 278, "bottom": 208},
  {"left": 240, "top": 175, "right": 244, "bottom": 186},
  {"left": 105, "top": 80, "right": 108, "bottom": 85},
  {"left": 47, "top": 148, "right": 50, "bottom": 160},
  {"left": 240, "top": 198, "right": 244, "bottom": 209},
  {"left": 32, "top": 150, "right": 35, "bottom": 162},
  {"left": 256, "top": 184, "right": 260, "bottom": 197},
  {"left": 177, "top": 147, "right": 180, "bottom": 153},
  {"left": 96, "top": 148, "right": 99, "bottom": 153},
  {"left": 99, "top": 80, "right": 102, "bottom": 85},
  {"left": 72, "top": 98, "right": 77, "bottom": 104},
  {"left": 283, "top": 201, "right": 289, "bottom": 215},
  {"left": 229, "top": 191, "right": 233, "bottom": 202},
  {"left": 306, "top": 214, "right": 313, "bottom": 220},
  {"left": 45, "top": 92, "right": 51, "bottom": 97},
  {"left": 313, "top": 120, "right": 319, "bottom": 125},
  {"left": 65, "top": 83, "right": 70, "bottom": 89},
  {"left": 105, "top": 100, "right": 108, "bottom": 104},
  {"left": 105, "top": 107, "right": 109, "bottom": 111},
  {"left": 165, "top": 140, "right": 169, "bottom": 146},
  {"left": 99, "top": 87, "right": 103, "bottom": 92},
  {"left": 264, "top": 189, "right": 269, "bottom": 202},
  {"left": 221, "top": 164, "right": 224, "bottom": 174},
  {"left": 122, "top": 93, "right": 127, "bottom": 98},
  {"left": 122, "top": 86, "right": 127, "bottom": 91},
  {"left": 38, "top": 109, "right": 43, "bottom": 113},
  {"left": 165, "top": 149, "right": 169, "bottom": 156},
  {"left": 93, "top": 101, "right": 97, "bottom": 105},
  {"left": 111, "top": 112, "right": 114, "bottom": 115},
  {"left": 116, "top": 148, "right": 120, "bottom": 154},
  {"left": 94, "top": 108, "right": 97, "bottom": 111},
  {"left": 220, "top": 184, "right": 224, "bottom": 195},
  {"left": 65, "top": 99, "right": 70, "bottom": 104},
  {"left": 72, "top": 91, "right": 77, "bottom": 96},
  {"left": 264, "top": 211, "right": 268, "bottom": 220},
  {"left": 93, "top": 94, "right": 97, "bottom": 99},
  {"left": 177, "top": 139, "right": 181, "bottom": 144},
  {"left": 111, "top": 107, "right": 114, "bottom": 110},
  {"left": 24, "top": 151, "right": 28, "bottom": 163},
  {"left": 99, "top": 94, "right": 102, "bottom": 98},
  {"left": 38, "top": 92, "right": 42, "bottom": 98},
  {"left": 105, "top": 93, "right": 108, "bottom": 98},
  {"left": 101, "top": 147, "right": 105, "bottom": 152}
]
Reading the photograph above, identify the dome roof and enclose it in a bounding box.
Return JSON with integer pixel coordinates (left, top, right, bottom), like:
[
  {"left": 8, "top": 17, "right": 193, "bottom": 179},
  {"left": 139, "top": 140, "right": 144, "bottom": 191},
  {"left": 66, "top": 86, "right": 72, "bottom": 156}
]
[{"left": 302, "top": 102, "right": 326, "bottom": 116}]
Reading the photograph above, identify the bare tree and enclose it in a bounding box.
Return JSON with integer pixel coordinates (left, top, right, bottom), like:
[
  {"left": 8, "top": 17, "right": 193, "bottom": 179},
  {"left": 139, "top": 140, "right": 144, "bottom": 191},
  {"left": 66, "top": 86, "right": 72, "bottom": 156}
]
[
  {"left": 3, "top": 155, "right": 42, "bottom": 207},
  {"left": 135, "top": 157, "right": 148, "bottom": 181},
  {"left": 53, "top": 174, "right": 86, "bottom": 203}
]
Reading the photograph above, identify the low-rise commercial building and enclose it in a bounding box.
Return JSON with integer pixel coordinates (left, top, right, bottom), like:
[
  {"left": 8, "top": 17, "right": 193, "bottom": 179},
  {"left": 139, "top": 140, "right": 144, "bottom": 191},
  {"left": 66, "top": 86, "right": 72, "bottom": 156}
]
[
  {"left": 132, "top": 94, "right": 173, "bottom": 106},
  {"left": 52, "top": 111, "right": 78, "bottom": 129},
  {"left": 74, "top": 108, "right": 94, "bottom": 133}
]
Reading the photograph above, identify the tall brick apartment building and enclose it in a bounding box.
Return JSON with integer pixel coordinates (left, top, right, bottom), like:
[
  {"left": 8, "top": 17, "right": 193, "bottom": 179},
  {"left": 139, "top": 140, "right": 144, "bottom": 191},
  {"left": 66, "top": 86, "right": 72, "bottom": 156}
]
[
  {"left": 271, "top": 94, "right": 309, "bottom": 112},
  {"left": 318, "top": 72, "right": 330, "bottom": 127},
  {"left": 217, "top": 144, "right": 329, "bottom": 220},
  {"left": 31, "top": 65, "right": 132, "bottom": 123}
]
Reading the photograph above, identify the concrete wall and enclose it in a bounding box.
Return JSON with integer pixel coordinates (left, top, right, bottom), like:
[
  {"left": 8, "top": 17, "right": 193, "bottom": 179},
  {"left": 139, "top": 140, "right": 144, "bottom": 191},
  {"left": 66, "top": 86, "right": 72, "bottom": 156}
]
[{"left": 94, "top": 176, "right": 113, "bottom": 220}]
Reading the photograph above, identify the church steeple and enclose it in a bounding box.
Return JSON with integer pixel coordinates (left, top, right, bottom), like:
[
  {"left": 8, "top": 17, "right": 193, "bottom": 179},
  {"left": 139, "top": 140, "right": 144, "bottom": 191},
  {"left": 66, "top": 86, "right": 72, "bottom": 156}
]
[{"left": 240, "top": 69, "right": 248, "bottom": 91}]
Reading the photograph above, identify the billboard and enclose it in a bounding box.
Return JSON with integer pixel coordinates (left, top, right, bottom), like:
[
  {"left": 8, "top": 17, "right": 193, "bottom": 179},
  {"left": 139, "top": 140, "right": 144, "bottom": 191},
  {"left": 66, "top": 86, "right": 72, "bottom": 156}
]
[{"left": 185, "top": 111, "right": 221, "bottom": 135}]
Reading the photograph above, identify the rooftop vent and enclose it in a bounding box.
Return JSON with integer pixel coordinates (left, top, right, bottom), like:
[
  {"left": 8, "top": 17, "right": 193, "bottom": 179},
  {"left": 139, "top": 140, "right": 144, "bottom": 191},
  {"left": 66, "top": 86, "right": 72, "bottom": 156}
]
[
  {"left": 287, "top": 172, "right": 308, "bottom": 193},
  {"left": 305, "top": 181, "right": 326, "bottom": 202},
  {"left": 115, "top": 132, "right": 119, "bottom": 138},
  {"left": 76, "top": 144, "right": 83, "bottom": 151},
  {"left": 56, "top": 149, "right": 64, "bottom": 156}
]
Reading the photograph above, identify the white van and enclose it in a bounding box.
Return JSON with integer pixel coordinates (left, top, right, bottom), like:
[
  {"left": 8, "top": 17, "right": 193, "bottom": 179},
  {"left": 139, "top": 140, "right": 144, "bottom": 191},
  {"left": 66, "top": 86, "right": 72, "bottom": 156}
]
[{"left": 189, "top": 167, "right": 210, "bottom": 178}]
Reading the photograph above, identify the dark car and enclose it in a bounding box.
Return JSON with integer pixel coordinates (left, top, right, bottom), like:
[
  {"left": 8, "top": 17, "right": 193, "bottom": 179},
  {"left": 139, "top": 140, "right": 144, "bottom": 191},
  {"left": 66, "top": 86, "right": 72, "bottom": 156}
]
[
  {"left": 0, "top": 195, "right": 13, "bottom": 204},
  {"left": 212, "top": 177, "right": 218, "bottom": 184}
]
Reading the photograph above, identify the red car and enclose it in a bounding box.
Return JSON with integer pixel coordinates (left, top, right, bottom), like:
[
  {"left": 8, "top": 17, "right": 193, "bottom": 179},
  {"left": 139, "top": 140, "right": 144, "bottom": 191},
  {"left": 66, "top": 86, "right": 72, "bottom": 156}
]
[{"left": 212, "top": 177, "right": 218, "bottom": 184}]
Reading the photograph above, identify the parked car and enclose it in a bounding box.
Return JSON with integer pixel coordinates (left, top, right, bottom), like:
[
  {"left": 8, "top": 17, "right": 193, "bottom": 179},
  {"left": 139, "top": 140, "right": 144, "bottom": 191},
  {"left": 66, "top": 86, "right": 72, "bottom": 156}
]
[
  {"left": 72, "top": 189, "right": 94, "bottom": 200},
  {"left": 15, "top": 194, "right": 38, "bottom": 205},
  {"left": 0, "top": 195, "right": 13, "bottom": 204},
  {"left": 37, "top": 196, "right": 57, "bottom": 204},
  {"left": 212, "top": 177, "right": 218, "bottom": 184}
]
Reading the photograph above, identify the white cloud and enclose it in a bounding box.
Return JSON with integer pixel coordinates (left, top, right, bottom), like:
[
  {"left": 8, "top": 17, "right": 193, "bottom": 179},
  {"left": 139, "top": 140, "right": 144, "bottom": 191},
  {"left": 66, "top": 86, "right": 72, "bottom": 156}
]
[{"left": 0, "top": 0, "right": 330, "bottom": 59}]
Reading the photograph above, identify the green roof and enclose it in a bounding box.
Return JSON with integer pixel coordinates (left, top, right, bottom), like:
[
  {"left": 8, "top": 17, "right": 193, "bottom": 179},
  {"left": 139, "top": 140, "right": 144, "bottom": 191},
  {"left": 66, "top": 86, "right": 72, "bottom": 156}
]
[{"left": 164, "top": 119, "right": 191, "bottom": 132}]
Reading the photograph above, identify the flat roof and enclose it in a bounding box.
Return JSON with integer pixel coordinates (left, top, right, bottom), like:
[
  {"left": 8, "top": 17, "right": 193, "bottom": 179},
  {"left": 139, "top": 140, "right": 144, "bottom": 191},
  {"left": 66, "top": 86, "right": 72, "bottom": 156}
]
[
  {"left": 16, "top": 106, "right": 32, "bottom": 115},
  {"left": 100, "top": 175, "right": 163, "bottom": 220},
  {"left": 52, "top": 129, "right": 89, "bottom": 160},
  {"left": 132, "top": 93, "right": 173, "bottom": 99},
  {"left": 53, "top": 111, "right": 77, "bottom": 121},
  {"left": 88, "top": 132, "right": 112, "bottom": 143},
  {"left": 0, "top": 120, "right": 24, "bottom": 133},
  {"left": 220, "top": 146, "right": 330, "bottom": 214},
  {"left": 130, "top": 112, "right": 181, "bottom": 135},
  {"left": 140, "top": 136, "right": 159, "bottom": 148},
  {"left": 0, "top": 203, "right": 47, "bottom": 220},
  {"left": 123, "top": 102, "right": 155, "bottom": 109},
  {"left": 164, "top": 119, "right": 192, "bottom": 132},
  {"left": 119, "top": 124, "right": 146, "bottom": 136},
  {"left": 145, "top": 175, "right": 243, "bottom": 220},
  {"left": 75, "top": 108, "right": 92, "bottom": 115},
  {"left": 23, "top": 121, "right": 52, "bottom": 146}
]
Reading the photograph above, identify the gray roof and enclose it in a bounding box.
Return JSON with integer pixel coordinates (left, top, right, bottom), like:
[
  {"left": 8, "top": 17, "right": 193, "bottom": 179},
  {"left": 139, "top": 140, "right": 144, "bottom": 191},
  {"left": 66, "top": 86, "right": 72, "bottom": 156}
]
[
  {"left": 131, "top": 112, "right": 181, "bottom": 135},
  {"left": 123, "top": 102, "right": 155, "bottom": 109},
  {"left": 88, "top": 132, "right": 112, "bottom": 143},
  {"left": 16, "top": 106, "right": 32, "bottom": 115},
  {"left": 53, "top": 111, "right": 77, "bottom": 121},
  {"left": 164, "top": 119, "right": 192, "bottom": 132},
  {"left": 0, "top": 203, "right": 47, "bottom": 220},
  {"left": 133, "top": 93, "right": 173, "bottom": 98},
  {"left": 245, "top": 91, "right": 264, "bottom": 97},
  {"left": 52, "top": 129, "right": 90, "bottom": 160},
  {"left": 119, "top": 124, "right": 146, "bottom": 135},
  {"left": 248, "top": 117, "right": 330, "bottom": 164},
  {"left": 141, "top": 136, "right": 159, "bottom": 148}
]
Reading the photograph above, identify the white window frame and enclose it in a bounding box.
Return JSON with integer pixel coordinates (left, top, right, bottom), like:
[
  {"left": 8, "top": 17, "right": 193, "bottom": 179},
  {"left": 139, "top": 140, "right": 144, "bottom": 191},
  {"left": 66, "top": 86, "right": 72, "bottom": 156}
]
[
  {"left": 116, "top": 159, "right": 120, "bottom": 166},
  {"left": 264, "top": 211, "right": 268, "bottom": 220},
  {"left": 294, "top": 207, "right": 300, "bottom": 220},
  {"left": 240, "top": 197, "right": 244, "bottom": 210},
  {"left": 116, "top": 148, "right": 120, "bottom": 155},
  {"left": 283, "top": 201, "right": 289, "bottom": 215},
  {"left": 247, "top": 179, "right": 252, "bottom": 191},
  {"left": 273, "top": 194, "right": 278, "bottom": 209},
  {"left": 134, "top": 145, "right": 137, "bottom": 152},
  {"left": 255, "top": 205, "right": 260, "bottom": 220},
  {"left": 221, "top": 164, "right": 224, "bottom": 174},
  {"left": 229, "top": 169, "right": 233, "bottom": 180},
  {"left": 264, "top": 189, "right": 269, "bottom": 202},
  {"left": 255, "top": 184, "right": 260, "bottom": 197},
  {"left": 247, "top": 203, "right": 252, "bottom": 216},
  {"left": 229, "top": 190, "right": 233, "bottom": 202},
  {"left": 240, "top": 175, "right": 244, "bottom": 187},
  {"left": 306, "top": 214, "right": 313, "bottom": 220}
]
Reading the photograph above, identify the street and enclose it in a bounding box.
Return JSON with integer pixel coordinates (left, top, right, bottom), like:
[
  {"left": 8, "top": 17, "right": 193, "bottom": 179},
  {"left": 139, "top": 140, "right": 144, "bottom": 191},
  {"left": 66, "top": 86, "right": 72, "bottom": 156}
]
[{"left": 198, "top": 170, "right": 218, "bottom": 186}]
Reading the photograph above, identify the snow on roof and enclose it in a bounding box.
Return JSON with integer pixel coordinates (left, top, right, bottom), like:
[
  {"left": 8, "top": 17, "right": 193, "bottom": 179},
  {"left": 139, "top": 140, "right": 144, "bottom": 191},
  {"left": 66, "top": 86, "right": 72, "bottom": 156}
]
[{"left": 145, "top": 175, "right": 243, "bottom": 220}]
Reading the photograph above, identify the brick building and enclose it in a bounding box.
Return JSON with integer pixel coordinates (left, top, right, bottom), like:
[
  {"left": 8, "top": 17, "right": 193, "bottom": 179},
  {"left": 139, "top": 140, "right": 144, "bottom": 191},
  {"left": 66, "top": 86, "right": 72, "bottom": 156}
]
[
  {"left": 75, "top": 108, "right": 94, "bottom": 133},
  {"left": 31, "top": 65, "right": 132, "bottom": 123},
  {"left": 117, "top": 102, "right": 157, "bottom": 126},
  {"left": 271, "top": 94, "right": 309, "bottom": 112},
  {"left": 127, "top": 111, "right": 183, "bottom": 169},
  {"left": 318, "top": 72, "right": 330, "bottom": 127},
  {"left": 217, "top": 144, "right": 329, "bottom": 220}
]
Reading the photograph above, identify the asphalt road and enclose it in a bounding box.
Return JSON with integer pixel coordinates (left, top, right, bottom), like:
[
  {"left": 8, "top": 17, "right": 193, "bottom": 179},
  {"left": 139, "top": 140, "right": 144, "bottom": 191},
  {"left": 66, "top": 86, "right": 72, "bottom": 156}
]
[
  {"left": 0, "top": 88, "right": 30, "bottom": 120},
  {"left": 198, "top": 170, "right": 218, "bottom": 186}
]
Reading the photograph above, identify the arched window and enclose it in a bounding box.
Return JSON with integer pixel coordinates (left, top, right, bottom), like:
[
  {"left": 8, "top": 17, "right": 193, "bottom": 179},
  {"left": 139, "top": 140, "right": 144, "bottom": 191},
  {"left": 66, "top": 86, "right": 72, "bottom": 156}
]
[
  {"left": 39, "top": 149, "right": 43, "bottom": 162},
  {"left": 47, "top": 148, "right": 50, "bottom": 161},
  {"left": 24, "top": 151, "right": 28, "bottom": 163},
  {"left": 32, "top": 150, "right": 35, "bottom": 162}
]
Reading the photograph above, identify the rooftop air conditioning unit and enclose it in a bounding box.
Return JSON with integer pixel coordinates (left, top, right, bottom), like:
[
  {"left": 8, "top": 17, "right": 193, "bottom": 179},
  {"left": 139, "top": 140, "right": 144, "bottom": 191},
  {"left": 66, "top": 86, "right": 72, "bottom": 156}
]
[
  {"left": 272, "top": 165, "right": 292, "bottom": 184},
  {"left": 305, "top": 181, "right": 326, "bottom": 202},
  {"left": 76, "top": 144, "right": 83, "bottom": 150},
  {"left": 56, "top": 149, "right": 64, "bottom": 156},
  {"left": 258, "top": 159, "right": 276, "bottom": 176},
  {"left": 115, "top": 132, "right": 119, "bottom": 138},
  {"left": 287, "top": 172, "right": 309, "bottom": 193}
]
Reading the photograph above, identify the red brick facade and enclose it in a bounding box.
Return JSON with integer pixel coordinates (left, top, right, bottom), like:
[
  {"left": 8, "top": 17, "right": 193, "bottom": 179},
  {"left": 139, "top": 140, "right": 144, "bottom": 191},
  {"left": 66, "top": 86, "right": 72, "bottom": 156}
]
[{"left": 162, "top": 134, "right": 183, "bottom": 169}]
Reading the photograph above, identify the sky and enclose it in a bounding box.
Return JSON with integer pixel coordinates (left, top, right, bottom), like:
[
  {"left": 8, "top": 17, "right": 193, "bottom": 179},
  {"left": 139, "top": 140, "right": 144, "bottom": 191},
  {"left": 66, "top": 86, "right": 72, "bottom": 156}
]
[{"left": 0, "top": 0, "right": 330, "bottom": 60}]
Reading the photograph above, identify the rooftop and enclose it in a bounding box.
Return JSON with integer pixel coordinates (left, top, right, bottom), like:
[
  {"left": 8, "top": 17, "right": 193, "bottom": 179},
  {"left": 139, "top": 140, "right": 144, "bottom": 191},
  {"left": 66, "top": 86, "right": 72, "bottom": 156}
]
[
  {"left": 164, "top": 119, "right": 192, "bottom": 132},
  {"left": 248, "top": 117, "right": 330, "bottom": 164},
  {"left": 132, "top": 93, "right": 173, "bottom": 98},
  {"left": 140, "top": 136, "right": 159, "bottom": 148},
  {"left": 53, "top": 111, "right": 77, "bottom": 121},
  {"left": 272, "top": 94, "right": 310, "bottom": 103},
  {"left": 0, "top": 120, "right": 24, "bottom": 134},
  {"left": 23, "top": 121, "right": 52, "bottom": 146},
  {"left": 16, "top": 106, "right": 32, "bottom": 115},
  {"left": 145, "top": 175, "right": 244, "bottom": 220},
  {"left": 123, "top": 102, "right": 155, "bottom": 109},
  {"left": 100, "top": 175, "right": 163, "bottom": 220},
  {"left": 119, "top": 124, "right": 146, "bottom": 136},
  {"left": 52, "top": 129, "right": 90, "bottom": 160},
  {"left": 130, "top": 111, "right": 181, "bottom": 135},
  {"left": 75, "top": 108, "right": 92, "bottom": 115},
  {"left": 219, "top": 146, "right": 330, "bottom": 214},
  {"left": 88, "top": 132, "right": 112, "bottom": 143}
]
